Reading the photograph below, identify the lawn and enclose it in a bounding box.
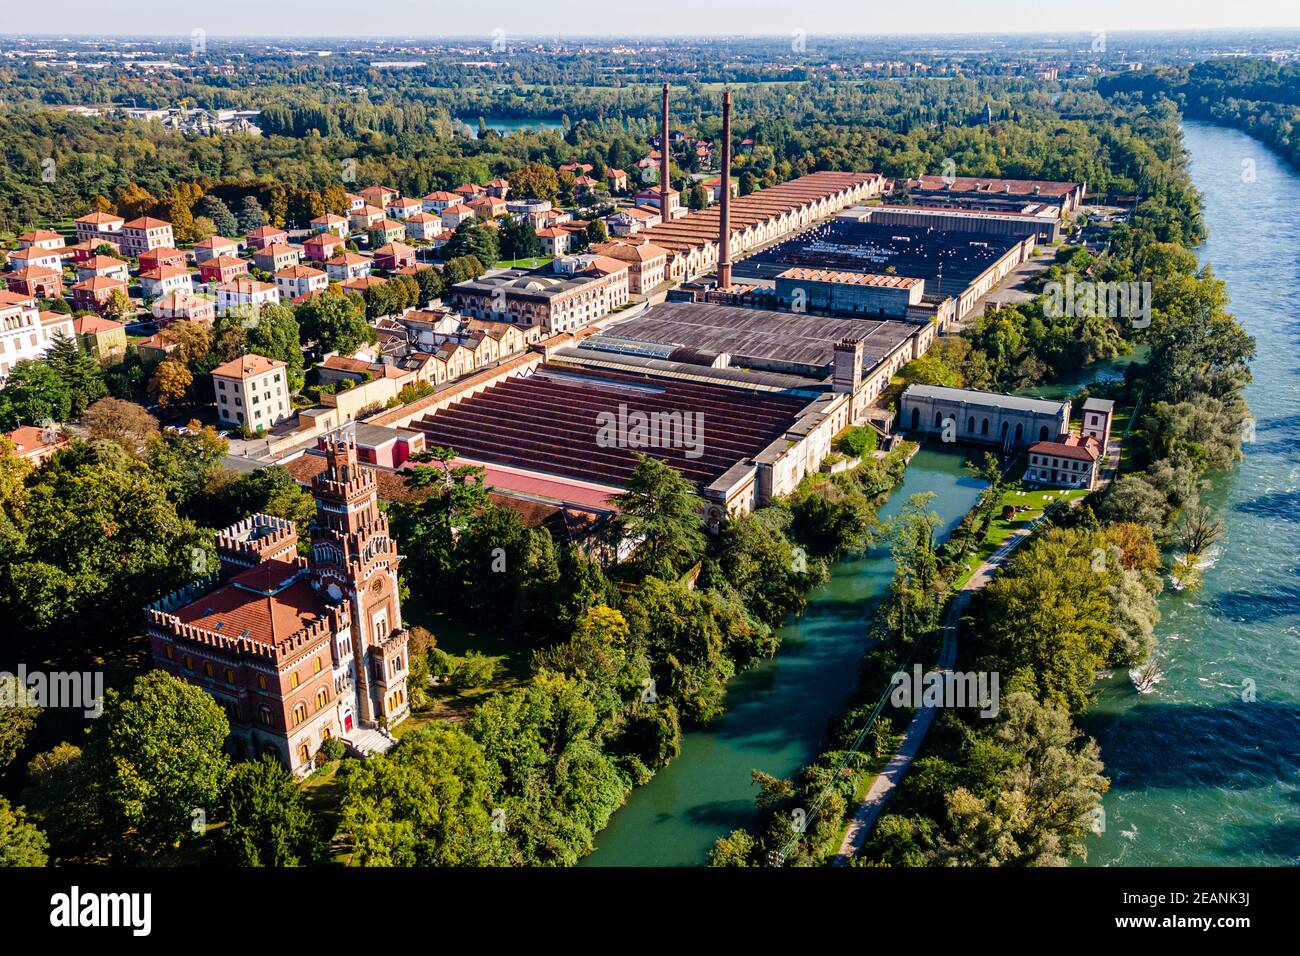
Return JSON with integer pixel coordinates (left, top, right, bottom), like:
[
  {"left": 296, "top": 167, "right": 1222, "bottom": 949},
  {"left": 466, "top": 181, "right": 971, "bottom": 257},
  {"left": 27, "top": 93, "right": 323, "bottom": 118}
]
[
  {"left": 498, "top": 256, "right": 550, "bottom": 269},
  {"left": 950, "top": 483, "right": 1090, "bottom": 588}
]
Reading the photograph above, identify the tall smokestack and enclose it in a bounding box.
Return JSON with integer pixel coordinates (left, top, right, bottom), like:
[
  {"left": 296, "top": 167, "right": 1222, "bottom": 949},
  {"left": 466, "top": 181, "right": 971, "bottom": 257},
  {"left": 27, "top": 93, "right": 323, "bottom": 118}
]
[
  {"left": 718, "top": 89, "right": 733, "bottom": 289},
  {"left": 660, "top": 82, "right": 671, "bottom": 221}
]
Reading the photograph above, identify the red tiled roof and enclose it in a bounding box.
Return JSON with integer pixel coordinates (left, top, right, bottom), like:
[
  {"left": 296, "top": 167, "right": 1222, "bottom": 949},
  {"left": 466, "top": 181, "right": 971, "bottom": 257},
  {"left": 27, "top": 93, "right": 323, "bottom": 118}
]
[
  {"left": 174, "top": 559, "right": 328, "bottom": 648},
  {"left": 211, "top": 353, "right": 284, "bottom": 379}
]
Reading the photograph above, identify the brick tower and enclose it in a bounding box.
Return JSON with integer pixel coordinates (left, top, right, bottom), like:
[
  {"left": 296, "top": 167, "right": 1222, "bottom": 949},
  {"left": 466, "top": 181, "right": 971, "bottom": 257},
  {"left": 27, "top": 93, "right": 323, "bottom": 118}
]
[{"left": 308, "top": 430, "right": 409, "bottom": 728}]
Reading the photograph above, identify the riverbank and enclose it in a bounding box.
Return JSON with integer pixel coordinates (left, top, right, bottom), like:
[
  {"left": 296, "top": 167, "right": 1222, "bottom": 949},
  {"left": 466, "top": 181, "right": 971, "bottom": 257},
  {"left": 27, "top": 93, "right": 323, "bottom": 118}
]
[{"left": 583, "top": 445, "right": 987, "bottom": 866}]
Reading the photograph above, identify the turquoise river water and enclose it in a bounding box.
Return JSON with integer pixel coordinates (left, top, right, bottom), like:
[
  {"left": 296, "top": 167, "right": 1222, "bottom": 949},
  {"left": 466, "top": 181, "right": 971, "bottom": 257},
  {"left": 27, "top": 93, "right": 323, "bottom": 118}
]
[{"left": 585, "top": 120, "right": 1299, "bottom": 867}]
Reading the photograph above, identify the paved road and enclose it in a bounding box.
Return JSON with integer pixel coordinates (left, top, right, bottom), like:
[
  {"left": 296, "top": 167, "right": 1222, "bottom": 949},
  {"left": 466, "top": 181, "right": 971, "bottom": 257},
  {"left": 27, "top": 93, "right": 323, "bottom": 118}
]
[{"left": 833, "top": 514, "right": 1046, "bottom": 864}]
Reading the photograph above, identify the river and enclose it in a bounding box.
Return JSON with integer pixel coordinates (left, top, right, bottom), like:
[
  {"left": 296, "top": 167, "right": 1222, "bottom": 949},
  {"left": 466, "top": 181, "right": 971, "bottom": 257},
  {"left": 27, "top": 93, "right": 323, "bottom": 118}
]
[
  {"left": 585, "top": 120, "right": 1299, "bottom": 868},
  {"left": 583, "top": 446, "right": 987, "bottom": 866},
  {"left": 1080, "top": 121, "right": 1300, "bottom": 867}
]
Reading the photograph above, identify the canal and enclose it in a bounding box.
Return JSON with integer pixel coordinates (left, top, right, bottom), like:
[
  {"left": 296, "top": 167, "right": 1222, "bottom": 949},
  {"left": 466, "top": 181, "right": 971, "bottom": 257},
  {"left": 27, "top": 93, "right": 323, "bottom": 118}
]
[
  {"left": 1080, "top": 121, "right": 1300, "bottom": 866},
  {"left": 583, "top": 445, "right": 987, "bottom": 866}
]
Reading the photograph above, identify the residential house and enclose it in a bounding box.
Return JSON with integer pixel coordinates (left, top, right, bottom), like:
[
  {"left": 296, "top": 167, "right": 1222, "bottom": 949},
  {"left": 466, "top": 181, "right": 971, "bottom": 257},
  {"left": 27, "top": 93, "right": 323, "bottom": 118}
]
[
  {"left": 217, "top": 277, "right": 280, "bottom": 317},
  {"left": 349, "top": 205, "right": 385, "bottom": 233},
  {"left": 73, "top": 314, "right": 127, "bottom": 360},
  {"left": 6, "top": 266, "right": 62, "bottom": 299},
  {"left": 303, "top": 232, "right": 346, "bottom": 263},
  {"left": 453, "top": 183, "right": 485, "bottom": 202},
  {"left": 440, "top": 204, "right": 474, "bottom": 230},
  {"left": 74, "top": 211, "right": 125, "bottom": 246},
  {"left": 325, "top": 252, "right": 373, "bottom": 282},
  {"left": 589, "top": 240, "right": 669, "bottom": 294},
  {"left": 246, "top": 225, "right": 289, "bottom": 251},
  {"left": 17, "top": 229, "right": 66, "bottom": 251},
  {"left": 76, "top": 255, "right": 130, "bottom": 283},
  {"left": 153, "top": 293, "right": 217, "bottom": 327},
  {"left": 139, "top": 264, "right": 195, "bottom": 299},
  {"left": 275, "top": 264, "right": 328, "bottom": 301},
  {"left": 0, "top": 292, "right": 73, "bottom": 384},
  {"left": 72, "top": 275, "right": 128, "bottom": 312},
  {"left": 1026, "top": 434, "right": 1102, "bottom": 490},
  {"left": 421, "top": 191, "right": 461, "bottom": 213},
  {"left": 192, "top": 236, "right": 241, "bottom": 263},
  {"left": 7, "top": 246, "right": 64, "bottom": 273},
  {"left": 4, "top": 425, "right": 69, "bottom": 465},
  {"left": 605, "top": 168, "right": 629, "bottom": 192},
  {"left": 467, "top": 196, "right": 506, "bottom": 220},
  {"left": 403, "top": 212, "right": 443, "bottom": 242},
  {"left": 485, "top": 178, "right": 510, "bottom": 199},
  {"left": 386, "top": 197, "right": 423, "bottom": 221},
  {"left": 119, "top": 217, "right": 175, "bottom": 257},
  {"left": 137, "top": 247, "right": 187, "bottom": 272},
  {"left": 373, "top": 242, "right": 416, "bottom": 272},
  {"left": 309, "top": 213, "right": 349, "bottom": 238},
  {"left": 369, "top": 219, "right": 406, "bottom": 247},
  {"left": 199, "top": 255, "right": 250, "bottom": 285},
  {"left": 360, "top": 185, "right": 398, "bottom": 209},
  {"left": 211, "top": 353, "right": 291, "bottom": 430},
  {"left": 536, "top": 227, "right": 571, "bottom": 257},
  {"left": 252, "top": 243, "right": 302, "bottom": 274}
]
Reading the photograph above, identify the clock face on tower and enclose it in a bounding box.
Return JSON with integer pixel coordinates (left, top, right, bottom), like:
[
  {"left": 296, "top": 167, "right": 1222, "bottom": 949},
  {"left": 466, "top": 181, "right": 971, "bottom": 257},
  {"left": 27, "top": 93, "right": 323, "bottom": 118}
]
[{"left": 327, "top": 583, "right": 343, "bottom": 602}]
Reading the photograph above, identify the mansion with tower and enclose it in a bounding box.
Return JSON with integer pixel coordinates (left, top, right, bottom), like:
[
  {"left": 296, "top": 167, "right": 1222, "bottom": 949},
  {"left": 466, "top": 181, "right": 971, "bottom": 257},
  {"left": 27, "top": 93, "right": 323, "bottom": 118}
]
[{"left": 145, "top": 432, "right": 410, "bottom": 775}]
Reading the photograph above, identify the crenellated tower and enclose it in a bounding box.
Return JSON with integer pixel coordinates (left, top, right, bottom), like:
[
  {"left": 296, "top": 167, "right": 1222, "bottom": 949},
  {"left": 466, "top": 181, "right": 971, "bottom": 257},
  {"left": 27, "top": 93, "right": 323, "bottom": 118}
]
[{"left": 308, "top": 430, "right": 409, "bottom": 728}]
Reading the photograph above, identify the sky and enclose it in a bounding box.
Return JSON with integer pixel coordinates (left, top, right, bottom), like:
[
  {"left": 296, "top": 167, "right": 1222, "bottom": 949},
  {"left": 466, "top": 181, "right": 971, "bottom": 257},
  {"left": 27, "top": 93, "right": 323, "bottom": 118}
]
[{"left": 3, "top": 0, "right": 1299, "bottom": 39}]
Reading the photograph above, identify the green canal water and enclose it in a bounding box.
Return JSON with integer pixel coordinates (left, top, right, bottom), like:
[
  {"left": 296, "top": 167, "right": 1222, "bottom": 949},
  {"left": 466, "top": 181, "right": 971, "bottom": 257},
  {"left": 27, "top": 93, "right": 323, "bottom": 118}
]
[
  {"left": 583, "top": 446, "right": 987, "bottom": 866},
  {"left": 1079, "top": 122, "right": 1300, "bottom": 867},
  {"left": 584, "top": 120, "right": 1299, "bottom": 867}
]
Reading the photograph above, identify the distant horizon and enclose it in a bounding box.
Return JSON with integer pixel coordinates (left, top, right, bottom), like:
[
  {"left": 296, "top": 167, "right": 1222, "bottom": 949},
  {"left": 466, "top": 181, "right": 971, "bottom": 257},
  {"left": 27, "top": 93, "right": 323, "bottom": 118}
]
[
  {"left": 2, "top": 0, "right": 1298, "bottom": 41},
  {"left": 6, "top": 27, "right": 1300, "bottom": 41}
]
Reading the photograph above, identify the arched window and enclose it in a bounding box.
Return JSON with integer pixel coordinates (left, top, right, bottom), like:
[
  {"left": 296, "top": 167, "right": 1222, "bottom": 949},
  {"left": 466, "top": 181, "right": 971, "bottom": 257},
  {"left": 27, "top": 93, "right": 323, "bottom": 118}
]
[
  {"left": 290, "top": 672, "right": 300, "bottom": 689},
  {"left": 911, "top": 407, "right": 920, "bottom": 429},
  {"left": 1015, "top": 423, "right": 1024, "bottom": 442},
  {"left": 204, "top": 661, "right": 214, "bottom": 678},
  {"left": 225, "top": 668, "right": 235, "bottom": 684},
  {"left": 316, "top": 688, "right": 329, "bottom": 710},
  {"left": 1040, "top": 425, "right": 1049, "bottom": 441},
  {"left": 314, "top": 657, "right": 322, "bottom": 674},
  {"left": 258, "top": 705, "right": 273, "bottom": 726},
  {"left": 934, "top": 412, "right": 943, "bottom": 428},
  {"left": 298, "top": 743, "right": 310, "bottom": 766},
  {"left": 1000, "top": 420, "right": 1010, "bottom": 438},
  {"left": 981, "top": 418, "right": 990, "bottom": 436},
  {"left": 258, "top": 674, "right": 268, "bottom": 691},
  {"left": 967, "top": 416, "right": 976, "bottom": 433},
  {"left": 292, "top": 703, "right": 308, "bottom": 727}
]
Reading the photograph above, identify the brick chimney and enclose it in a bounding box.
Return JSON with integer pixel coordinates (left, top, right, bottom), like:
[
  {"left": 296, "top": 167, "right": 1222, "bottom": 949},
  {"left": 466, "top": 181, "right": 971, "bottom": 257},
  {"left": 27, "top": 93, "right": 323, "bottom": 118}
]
[
  {"left": 718, "top": 89, "right": 733, "bottom": 289},
  {"left": 660, "top": 82, "right": 671, "bottom": 219}
]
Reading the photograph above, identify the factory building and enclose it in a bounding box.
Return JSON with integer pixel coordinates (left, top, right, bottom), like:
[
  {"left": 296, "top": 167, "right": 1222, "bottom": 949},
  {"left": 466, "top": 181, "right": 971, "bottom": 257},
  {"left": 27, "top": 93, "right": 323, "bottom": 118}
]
[
  {"left": 901, "top": 175, "right": 1086, "bottom": 215},
  {"left": 774, "top": 267, "right": 925, "bottom": 318},
  {"left": 840, "top": 202, "right": 1062, "bottom": 243},
  {"left": 899, "top": 384, "right": 1069, "bottom": 449}
]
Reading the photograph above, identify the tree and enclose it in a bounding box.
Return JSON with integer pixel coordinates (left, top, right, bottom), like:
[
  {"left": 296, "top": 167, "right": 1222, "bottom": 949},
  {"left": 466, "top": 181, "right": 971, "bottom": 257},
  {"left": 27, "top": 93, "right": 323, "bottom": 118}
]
[
  {"left": 103, "top": 287, "right": 134, "bottom": 320},
  {"left": 0, "top": 360, "right": 72, "bottom": 428},
  {"left": 443, "top": 220, "right": 500, "bottom": 269},
  {"left": 217, "top": 464, "right": 316, "bottom": 535},
  {"left": 146, "top": 424, "right": 229, "bottom": 510},
  {"left": 45, "top": 333, "right": 107, "bottom": 416},
  {"left": 687, "top": 183, "right": 709, "bottom": 210},
  {"left": 160, "top": 320, "right": 214, "bottom": 369},
  {"left": 84, "top": 671, "right": 230, "bottom": 859},
  {"left": 238, "top": 195, "right": 267, "bottom": 233},
  {"left": 0, "top": 434, "right": 30, "bottom": 507},
  {"left": 1177, "top": 502, "right": 1226, "bottom": 556},
  {"left": 148, "top": 360, "right": 193, "bottom": 406},
  {"left": 587, "top": 219, "right": 607, "bottom": 244},
  {"left": 246, "top": 303, "right": 304, "bottom": 389},
  {"left": 197, "top": 195, "right": 238, "bottom": 238},
  {"left": 499, "top": 217, "right": 541, "bottom": 260},
  {"left": 82, "top": 397, "right": 159, "bottom": 450},
  {"left": 296, "top": 292, "right": 373, "bottom": 355},
  {"left": 612, "top": 454, "right": 706, "bottom": 578},
  {"left": 222, "top": 756, "right": 323, "bottom": 866},
  {"left": 414, "top": 266, "right": 445, "bottom": 306},
  {"left": 443, "top": 255, "right": 485, "bottom": 284},
  {"left": 509, "top": 162, "right": 559, "bottom": 202},
  {"left": 0, "top": 797, "right": 48, "bottom": 866},
  {"left": 1098, "top": 474, "right": 1168, "bottom": 529},
  {"left": 709, "top": 829, "right": 757, "bottom": 866},
  {"left": 0, "top": 675, "right": 41, "bottom": 770},
  {"left": 337, "top": 727, "right": 504, "bottom": 866}
]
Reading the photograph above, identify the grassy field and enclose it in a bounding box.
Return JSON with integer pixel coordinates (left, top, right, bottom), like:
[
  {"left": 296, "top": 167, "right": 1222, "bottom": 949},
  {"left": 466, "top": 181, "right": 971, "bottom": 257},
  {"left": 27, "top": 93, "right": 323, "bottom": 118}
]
[
  {"left": 951, "top": 483, "right": 1090, "bottom": 588},
  {"left": 498, "top": 256, "right": 550, "bottom": 269}
]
